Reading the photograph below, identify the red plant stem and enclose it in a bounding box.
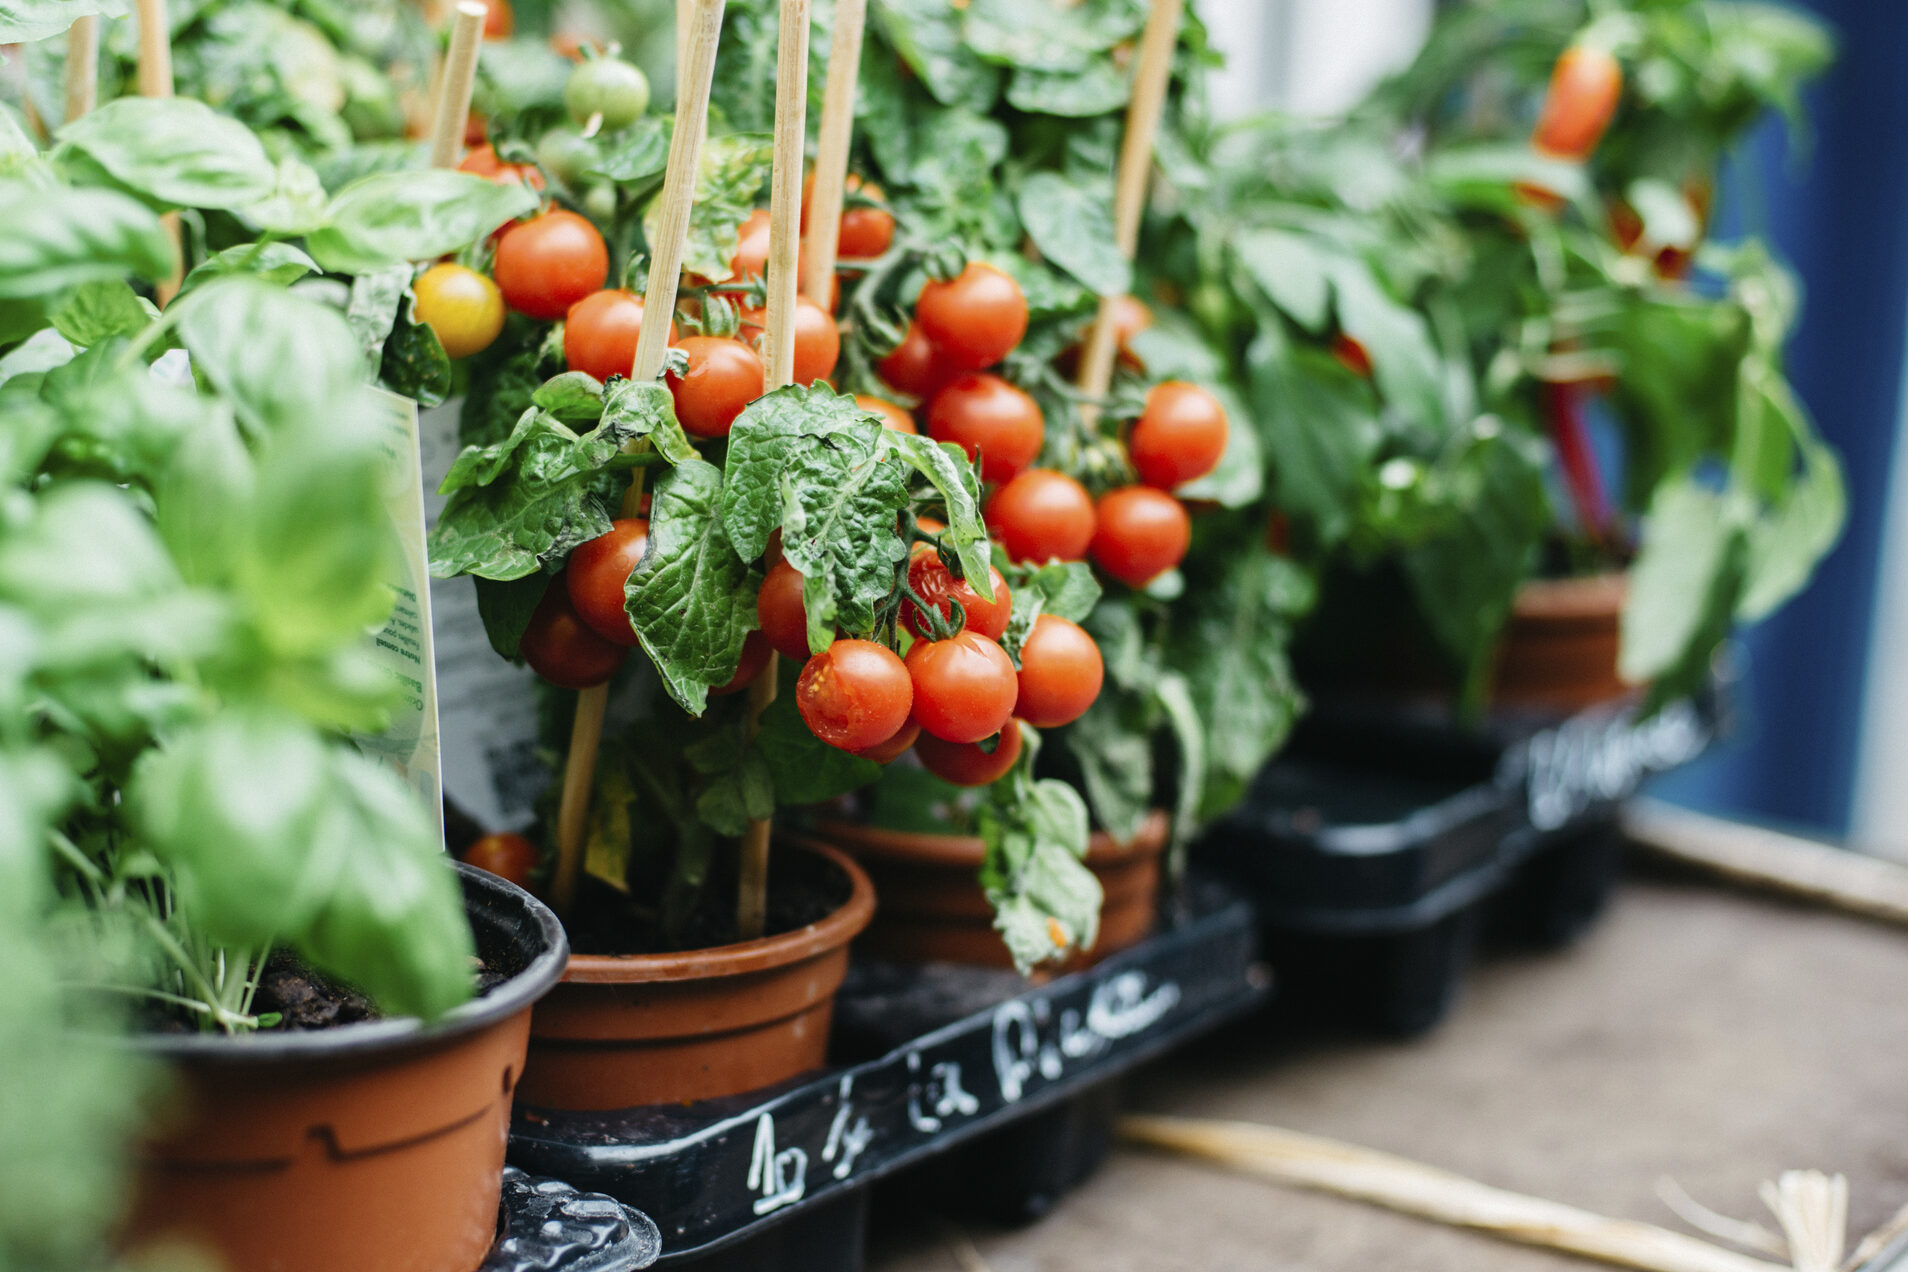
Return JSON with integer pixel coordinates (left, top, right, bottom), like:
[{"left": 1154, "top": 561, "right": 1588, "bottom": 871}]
[{"left": 1544, "top": 378, "right": 1610, "bottom": 543}]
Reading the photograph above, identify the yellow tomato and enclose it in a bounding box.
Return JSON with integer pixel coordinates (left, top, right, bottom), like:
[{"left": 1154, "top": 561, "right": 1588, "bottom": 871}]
[{"left": 414, "top": 262, "right": 504, "bottom": 359}]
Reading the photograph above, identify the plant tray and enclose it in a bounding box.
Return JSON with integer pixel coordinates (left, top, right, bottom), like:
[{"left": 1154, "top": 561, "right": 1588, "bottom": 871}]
[
  {"left": 1199, "top": 690, "right": 1721, "bottom": 1035},
  {"left": 506, "top": 876, "right": 1263, "bottom": 1267},
  {"left": 486, "top": 1167, "right": 661, "bottom": 1270}
]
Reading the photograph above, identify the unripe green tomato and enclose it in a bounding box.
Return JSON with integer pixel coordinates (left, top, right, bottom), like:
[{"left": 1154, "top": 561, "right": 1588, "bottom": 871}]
[
  {"left": 582, "top": 183, "right": 618, "bottom": 222},
  {"left": 565, "top": 58, "right": 650, "bottom": 131},
  {"left": 537, "top": 128, "right": 598, "bottom": 188}
]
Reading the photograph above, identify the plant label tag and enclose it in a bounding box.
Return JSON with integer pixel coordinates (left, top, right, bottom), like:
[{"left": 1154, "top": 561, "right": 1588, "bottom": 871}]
[{"left": 352, "top": 388, "right": 445, "bottom": 842}]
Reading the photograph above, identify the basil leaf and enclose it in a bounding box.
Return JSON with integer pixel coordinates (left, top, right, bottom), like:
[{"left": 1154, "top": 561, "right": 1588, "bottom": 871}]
[
  {"left": 176, "top": 279, "right": 364, "bottom": 440},
  {"left": 55, "top": 98, "right": 276, "bottom": 211},
  {"left": 0, "top": 0, "right": 127, "bottom": 42},
  {"left": 306, "top": 170, "right": 538, "bottom": 274},
  {"left": 51, "top": 281, "right": 153, "bottom": 347},
  {"left": 245, "top": 155, "right": 328, "bottom": 235},
  {"left": 1017, "top": 170, "right": 1129, "bottom": 296},
  {"left": 0, "top": 185, "right": 173, "bottom": 299},
  {"left": 177, "top": 242, "right": 319, "bottom": 297}
]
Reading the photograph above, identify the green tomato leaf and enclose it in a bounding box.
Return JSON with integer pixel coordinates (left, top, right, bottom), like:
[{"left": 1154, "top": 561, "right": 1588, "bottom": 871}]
[
  {"left": 962, "top": 0, "right": 1144, "bottom": 72},
  {"left": 875, "top": 0, "right": 1001, "bottom": 111},
  {"left": 1001, "top": 560, "right": 1101, "bottom": 660},
  {"left": 534, "top": 371, "right": 607, "bottom": 424},
  {"left": 780, "top": 443, "right": 911, "bottom": 645},
  {"left": 755, "top": 693, "right": 884, "bottom": 806},
  {"left": 380, "top": 289, "right": 453, "bottom": 408},
  {"left": 306, "top": 170, "right": 538, "bottom": 275},
  {"left": 589, "top": 115, "right": 672, "bottom": 183},
  {"left": 55, "top": 98, "right": 276, "bottom": 211},
  {"left": 0, "top": 184, "right": 173, "bottom": 300},
  {"left": 1251, "top": 339, "right": 1383, "bottom": 548},
  {"left": 600, "top": 376, "right": 698, "bottom": 464},
  {"left": 472, "top": 573, "right": 546, "bottom": 661},
  {"left": 644, "top": 132, "right": 773, "bottom": 283},
  {"left": 980, "top": 768, "right": 1101, "bottom": 973},
  {"left": 1064, "top": 689, "right": 1154, "bottom": 844},
  {"left": 1006, "top": 62, "right": 1131, "bottom": 117},
  {"left": 1016, "top": 171, "right": 1129, "bottom": 296},
  {"left": 883, "top": 430, "right": 993, "bottom": 586},
  {"left": 1232, "top": 228, "right": 1333, "bottom": 334},
  {"left": 721, "top": 384, "right": 884, "bottom": 559}
]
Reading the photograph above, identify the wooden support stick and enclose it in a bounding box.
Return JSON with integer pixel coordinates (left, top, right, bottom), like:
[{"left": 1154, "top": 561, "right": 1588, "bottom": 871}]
[
  {"left": 65, "top": 16, "right": 100, "bottom": 122},
  {"left": 550, "top": 0, "right": 731, "bottom": 920},
  {"left": 429, "top": 3, "right": 487, "bottom": 170},
  {"left": 737, "top": 0, "right": 811, "bottom": 943},
  {"left": 1121, "top": 1116, "right": 1791, "bottom": 1272},
  {"left": 134, "top": 0, "right": 183, "bottom": 304},
  {"left": 1075, "top": 0, "right": 1184, "bottom": 422},
  {"left": 802, "top": 0, "right": 867, "bottom": 300}
]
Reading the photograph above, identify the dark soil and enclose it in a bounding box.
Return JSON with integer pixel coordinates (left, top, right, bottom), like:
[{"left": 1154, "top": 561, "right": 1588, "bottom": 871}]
[
  {"left": 252, "top": 953, "right": 381, "bottom": 1031},
  {"left": 567, "top": 845, "right": 851, "bottom": 957}
]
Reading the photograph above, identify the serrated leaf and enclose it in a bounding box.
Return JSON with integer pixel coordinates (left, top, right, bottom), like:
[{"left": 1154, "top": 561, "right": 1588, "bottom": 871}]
[
  {"left": 883, "top": 430, "right": 992, "bottom": 586},
  {"left": 1017, "top": 171, "right": 1129, "bottom": 296},
  {"left": 643, "top": 132, "right": 772, "bottom": 283},
  {"left": 755, "top": 693, "right": 884, "bottom": 806},
  {"left": 601, "top": 376, "right": 698, "bottom": 464},
  {"left": 590, "top": 115, "right": 672, "bottom": 182},
  {"left": 721, "top": 384, "right": 885, "bottom": 558},
  {"left": 780, "top": 445, "right": 911, "bottom": 644}
]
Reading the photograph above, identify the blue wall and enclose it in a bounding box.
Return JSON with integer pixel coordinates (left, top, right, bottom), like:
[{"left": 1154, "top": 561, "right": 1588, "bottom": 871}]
[{"left": 1651, "top": 0, "right": 1908, "bottom": 835}]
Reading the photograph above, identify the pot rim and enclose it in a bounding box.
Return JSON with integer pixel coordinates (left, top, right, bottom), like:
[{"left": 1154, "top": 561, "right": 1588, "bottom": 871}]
[
  {"left": 1513, "top": 571, "right": 1628, "bottom": 620},
  {"left": 129, "top": 861, "right": 569, "bottom": 1063},
  {"left": 559, "top": 839, "right": 875, "bottom": 985},
  {"left": 814, "top": 808, "right": 1171, "bottom": 869}
]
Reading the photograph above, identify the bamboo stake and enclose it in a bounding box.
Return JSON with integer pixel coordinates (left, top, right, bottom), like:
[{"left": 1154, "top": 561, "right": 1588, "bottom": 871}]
[
  {"left": 428, "top": 2, "right": 487, "bottom": 170},
  {"left": 1075, "top": 0, "right": 1185, "bottom": 424},
  {"left": 134, "top": 0, "right": 184, "bottom": 304},
  {"left": 802, "top": 0, "right": 867, "bottom": 300},
  {"left": 64, "top": 15, "right": 99, "bottom": 122},
  {"left": 550, "top": 0, "right": 730, "bottom": 919},
  {"left": 1121, "top": 1116, "right": 1792, "bottom": 1272},
  {"left": 736, "top": 0, "right": 810, "bottom": 943}
]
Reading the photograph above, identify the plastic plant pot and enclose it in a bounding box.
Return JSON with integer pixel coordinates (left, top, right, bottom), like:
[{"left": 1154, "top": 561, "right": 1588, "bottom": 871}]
[{"left": 1491, "top": 573, "right": 1630, "bottom": 713}]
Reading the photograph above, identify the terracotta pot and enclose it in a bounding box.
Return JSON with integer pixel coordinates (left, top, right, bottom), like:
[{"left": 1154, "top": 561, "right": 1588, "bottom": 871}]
[
  {"left": 517, "top": 840, "right": 875, "bottom": 1110},
  {"left": 124, "top": 863, "right": 568, "bottom": 1272},
  {"left": 1490, "top": 573, "right": 1631, "bottom": 712},
  {"left": 820, "top": 810, "right": 1170, "bottom": 970}
]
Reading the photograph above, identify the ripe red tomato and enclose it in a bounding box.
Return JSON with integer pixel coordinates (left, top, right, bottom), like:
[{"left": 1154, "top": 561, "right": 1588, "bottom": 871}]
[
  {"left": 856, "top": 394, "right": 916, "bottom": 434},
  {"left": 564, "top": 518, "right": 649, "bottom": 646},
  {"left": 855, "top": 714, "right": 920, "bottom": 763},
  {"left": 1331, "top": 332, "right": 1374, "bottom": 379},
  {"left": 739, "top": 295, "right": 839, "bottom": 385},
  {"left": 905, "top": 630, "right": 1018, "bottom": 744},
  {"left": 413, "top": 263, "right": 504, "bottom": 360},
  {"left": 728, "top": 207, "right": 772, "bottom": 282},
  {"left": 985, "top": 469, "right": 1095, "bottom": 563},
  {"left": 458, "top": 144, "right": 544, "bottom": 192},
  {"left": 711, "top": 630, "right": 771, "bottom": 696},
  {"left": 916, "top": 262, "right": 1027, "bottom": 371},
  {"left": 797, "top": 639, "right": 913, "bottom": 752},
  {"left": 1532, "top": 44, "right": 1623, "bottom": 161},
  {"left": 564, "top": 289, "right": 678, "bottom": 383},
  {"left": 459, "top": 831, "right": 539, "bottom": 888},
  {"left": 876, "top": 321, "right": 953, "bottom": 400},
  {"left": 927, "top": 373, "right": 1044, "bottom": 485},
  {"left": 904, "top": 554, "right": 1011, "bottom": 642},
  {"left": 481, "top": 0, "right": 515, "bottom": 39},
  {"left": 757, "top": 559, "right": 815, "bottom": 661},
  {"left": 1015, "top": 615, "right": 1103, "bottom": 728},
  {"left": 802, "top": 172, "right": 895, "bottom": 260},
  {"left": 915, "top": 718, "right": 1022, "bottom": 787},
  {"left": 494, "top": 211, "right": 608, "bottom": 321},
  {"left": 1128, "top": 381, "right": 1229, "bottom": 490},
  {"left": 521, "top": 583, "right": 627, "bottom": 688},
  {"left": 667, "top": 335, "right": 765, "bottom": 437},
  {"left": 1091, "top": 486, "right": 1191, "bottom": 587}
]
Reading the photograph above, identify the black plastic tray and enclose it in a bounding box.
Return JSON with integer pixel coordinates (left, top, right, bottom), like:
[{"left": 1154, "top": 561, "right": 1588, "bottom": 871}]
[
  {"left": 506, "top": 876, "right": 1264, "bottom": 1266},
  {"left": 485, "top": 1167, "right": 661, "bottom": 1270},
  {"left": 1200, "top": 692, "right": 1720, "bottom": 1035}
]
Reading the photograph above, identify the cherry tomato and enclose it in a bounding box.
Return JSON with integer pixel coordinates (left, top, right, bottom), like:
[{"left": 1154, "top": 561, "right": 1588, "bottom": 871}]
[
  {"left": 711, "top": 630, "right": 771, "bottom": 696},
  {"left": 1331, "top": 332, "right": 1373, "bottom": 379},
  {"left": 802, "top": 172, "right": 895, "bottom": 261},
  {"left": 1107, "top": 293, "right": 1153, "bottom": 360},
  {"left": 1014, "top": 615, "right": 1103, "bottom": 728},
  {"left": 927, "top": 373, "right": 1044, "bottom": 485},
  {"left": 458, "top": 144, "right": 546, "bottom": 193},
  {"left": 916, "top": 262, "right": 1027, "bottom": 371},
  {"left": 905, "top": 630, "right": 1018, "bottom": 744},
  {"left": 1128, "top": 381, "right": 1229, "bottom": 490},
  {"left": 1090, "top": 486, "right": 1191, "bottom": 588},
  {"left": 494, "top": 211, "right": 608, "bottom": 321},
  {"left": 729, "top": 207, "right": 772, "bottom": 282},
  {"left": 564, "top": 518, "right": 649, "bottom": 646},
  {"left": 757, "top": 559, "right": 815, "bottom": 661},
  {"left": 797, "top": 639, "right": 914, "bottom": 752},
  {"left": 413, "top": 263, "right": 504, "bottom": 360},
  {"left": 460, "top": 832, "right": 538, "bottom": 888},
  {"left": 985, "top": 469, "right": 1095, "bottom": 563},
  {"left": 855, "top": 714, "right": 920, "bottom": 763},
  {"left": 537, "top": 128, "right": 598, "bottom": 189},
  {"left": 915, "top": 718, "right": 1022, "bottom": 787},
  {"left": 739, "top": 295, "right": 840, "bottom": 386},
  {"left": 566, "top": 56, "right": 650, "bottom": 130},
  {"left": 481, "top": 0, "right": 514, "bottom": 38},
  {"left": 1532, "top": 44, "right": 1623, "bottom": 161},
  {"left": 521, "top": 583, "right": 627, "bottom": 688},
  {"left": 876, "top": 321, "right": 954, "bottom": 400},
  {"left": 564, "top": 289, "right": 678, "bottom": 383},
  {"left": 904, "top": 554, "right": 1011, "bottom": 642},
  {"left": 856, "top": 394, "right": 916, "bottom": 434},
  {"left": 667, "top": 336, "right": 765, "bottom": 437}
]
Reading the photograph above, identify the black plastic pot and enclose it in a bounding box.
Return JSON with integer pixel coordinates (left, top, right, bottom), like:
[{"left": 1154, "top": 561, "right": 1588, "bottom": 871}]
[{"left": 486, "top": 1167, "right": 661, "bottom": 1270}]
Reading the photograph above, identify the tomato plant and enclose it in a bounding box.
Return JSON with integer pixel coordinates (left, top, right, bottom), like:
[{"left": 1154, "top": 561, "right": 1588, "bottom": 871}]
[
  {"left": 1532, "top": 44, "right": 1623, "bottom": 160},
  {"left": 796, "top": 640, "right": 915, "bottom": 752},
  {"left": 986, "top": 469, "right": 1095, "bottom": 563},
  {"left": 904, "top": 554, "right": 1011, "bottom": 641},
  {"left": 1014, "top": 616, "right": 1104, "bottom": 728},
  {"left": 757, "top": 559, "right": 816, "bottom": 661},
  {"left": 460, "top": 833, "right": 540, "bottom": 889},
  {"left": 916, "top": 262, "right": 1028, "bottom": 370},
  {"left": 565, "top": 289, "right": 678, "bottom": 382},
  {"left": 565, "top": 56, "right": 650, "bottom": 130},
  {"left": 1090, "top": 487, "right": 1191, "bottom": 587},
  {"left": 926, "top": 373, "right": 1045, "bottom": 484},
  {"left": 915, "top": 719, "right": 1023, "bottom": 787},
  {"left": 905, "top": 630, "right": 1019, "bottom": 744},
  {"left": 668, "top": 336, "right": 766, "bottom": 437},
  {"left": 1128, "top": 381, "right": 1228, "bottom": 490},
  {"left": 413, "top": 263, "right": 504, "bottom": 360},
  {"left": 522, "top": 584, "right": 628, "bottom": 688},
  {"left": 565, "top": 518, "right": 650, "bottom": 645},
  {"left": 494, "top": 210, "right": 609, "bottom": 320},
  {"left": 877, "top": 320, "right": 954, "bottom": 399}
]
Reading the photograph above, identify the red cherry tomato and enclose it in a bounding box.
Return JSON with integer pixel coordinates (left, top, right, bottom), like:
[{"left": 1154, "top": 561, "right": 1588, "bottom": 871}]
[
  {"left": 459, "top": 832, "right": 539, "bottom": 888},
  {"left": 1533, "top": 44, "right": 1623, "bottom": 161},
  {"left": 915, "top": 718, "right": 1023, "bottom": 787},
  {"left": 796, "top": 639, "right": 914, "bottom": 752},
  {"left": 458, "top": 144, "right": 545, "bottom": 192},
  {"left": 494, "top": 211, "right": 608, "bottom": 321},
  {"left": 916, "top": 262, "right": 1027, "bottom": 371},
  {"left": 985, "top": 469, "right": 1095, "bottom": 563},
  {"left": 757, "top": 559, "right": 815, "bottom": 661},
  {"left": 876, "top": 321, "right": 953, "bottom": 400},
  {"left": 1331, "top": 332, "right": 1373, "bottom": 379},
  {"left": 711, "top": 630, "right": 771, "bottom": 697},
  {"left": 856, "top": 394, "right": 916, "bottom": 434},
  {"left": 1128, "top": 381, "right": 1229, "bottom": 490},
  {"left": 1091, "top": 486, "right": 1191, "bottom": 588},
  {"left": 905, "top": 630, "right": 1018, "bottom": 744},
  {"left": 739, "top": 295, "right": 840, "bottom": 386},
  {"left": 926, "top": 373, "right": 1044, "bottom": 485},
  {"left": 728, "top": 207, "right": 772, "bottom": 282},
  {"left": 802, "top": 172, "right": 895, "bottom": 260},
  {"left": 564, "top": 518, "right": 649, "bottom": 645},
  {"left": 667, "top": 336, "right": 765, "bottom": 437},
  {"left": 564, "top": 290, "right": 678, "bottom": 383},
  {"left": 903, "top": 554, "right": 1011, "bottom": 642},
  {"left": 855, "top": 714, "right": 921, "bottom": 763},
  {"left": 481, "top": 0, "right": 515, "bottom": 39},
  {"left": 1014, "top": 615, "right": 1103, "bottom": 728},
  {"left": 521, "top": 583, "right": 627, "bottom": 688}
]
